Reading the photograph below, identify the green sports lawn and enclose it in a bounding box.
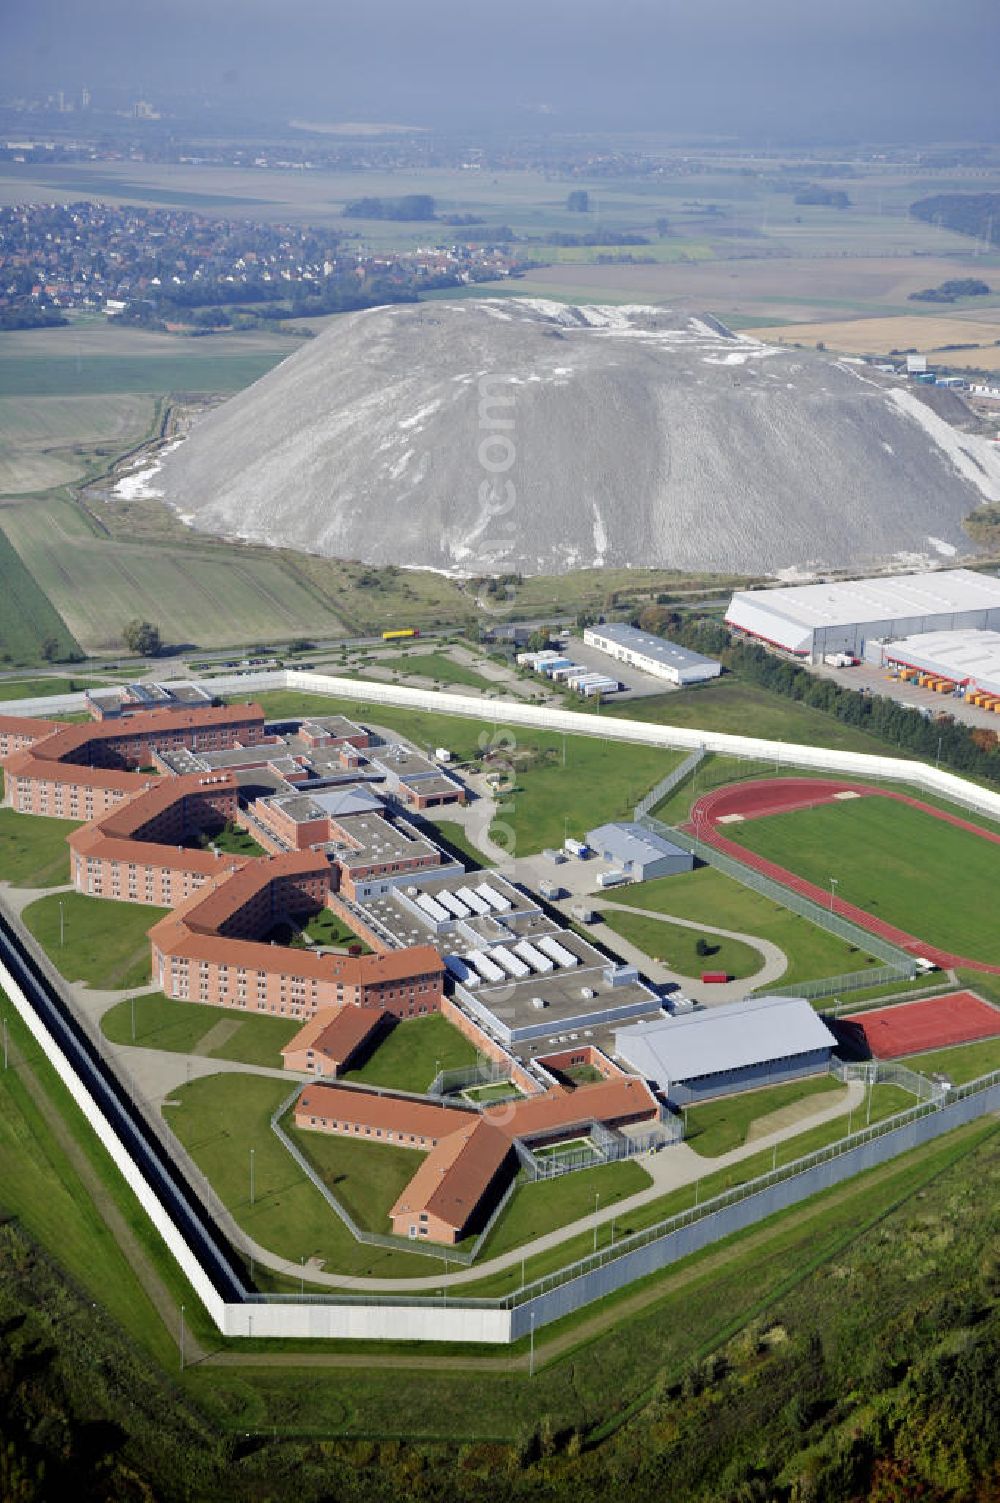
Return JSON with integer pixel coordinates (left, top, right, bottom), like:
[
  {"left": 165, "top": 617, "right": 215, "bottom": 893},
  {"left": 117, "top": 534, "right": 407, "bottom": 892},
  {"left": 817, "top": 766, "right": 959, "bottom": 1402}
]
[
  {"left": 21, "top": 891, "right": 167, "bottom": 990},
  {"left": 903, "top": 1037, "right": 1000, "bottom": 1086},
  {"left": 725, "top": 796, "right": 1000, "bottom": 965},
  {"left": 612, "top": 866, "right": 880, "bottom": 986},
  {"left": 683, "top": 1075, "right": 845, "bottom": 1157}
]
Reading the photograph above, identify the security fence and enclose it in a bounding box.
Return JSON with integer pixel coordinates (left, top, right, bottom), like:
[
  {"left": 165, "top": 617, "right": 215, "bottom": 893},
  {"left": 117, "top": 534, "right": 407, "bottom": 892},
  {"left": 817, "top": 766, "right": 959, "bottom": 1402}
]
[{"left": 633, "top": 747, "right": 707, "bottom": 819}]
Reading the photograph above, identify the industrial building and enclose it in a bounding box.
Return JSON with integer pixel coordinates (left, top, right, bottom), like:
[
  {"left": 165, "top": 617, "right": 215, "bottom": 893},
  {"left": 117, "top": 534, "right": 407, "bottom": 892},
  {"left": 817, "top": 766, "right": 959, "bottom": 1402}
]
[
  {"left": 870, "top": 628, "right": 1000, "bottom": 702},
  {"left": 614, "top": 995, "right": 837, "bottom": 1105},
  {"left": 584, "top": 624, "right": 722, "bottom": 685},
  {"left": 586, "top": 822, "right": 695, "bottom": 882},
  {"left": 726, "top": 569, "right": 1000, "bottom": 661}
]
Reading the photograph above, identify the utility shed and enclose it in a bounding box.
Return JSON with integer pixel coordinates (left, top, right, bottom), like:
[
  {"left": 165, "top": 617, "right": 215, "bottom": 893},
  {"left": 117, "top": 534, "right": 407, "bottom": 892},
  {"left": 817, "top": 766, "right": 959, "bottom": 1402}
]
[
  {"left": 584, "top": 624, "right": 721, "bottom": 684},
  {"left": 586, "top": 822, "right": 694, "bottom": 882},
  {"left": 614, "top": 995, "right": 836, "bottom": 1106}
]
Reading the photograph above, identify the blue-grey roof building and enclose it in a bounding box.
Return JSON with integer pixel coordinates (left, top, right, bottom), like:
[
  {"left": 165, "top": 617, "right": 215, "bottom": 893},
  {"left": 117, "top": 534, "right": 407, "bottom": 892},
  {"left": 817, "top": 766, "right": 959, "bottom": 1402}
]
[
  {"left": 614, "top": 995, "right": 837, "bottom": 1106},
  {"left": 586, "top": 822, "right": 694, "bottom": 882},
  {"left": 584, "top": 623, "right": 722, "bottom": 684}
]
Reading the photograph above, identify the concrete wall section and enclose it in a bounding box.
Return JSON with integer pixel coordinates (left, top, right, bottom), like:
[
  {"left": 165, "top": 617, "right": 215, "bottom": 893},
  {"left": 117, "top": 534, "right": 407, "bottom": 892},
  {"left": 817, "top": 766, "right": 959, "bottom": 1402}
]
[{"left": 223, "top": 1300, "right": 511, "bottom": 1342}]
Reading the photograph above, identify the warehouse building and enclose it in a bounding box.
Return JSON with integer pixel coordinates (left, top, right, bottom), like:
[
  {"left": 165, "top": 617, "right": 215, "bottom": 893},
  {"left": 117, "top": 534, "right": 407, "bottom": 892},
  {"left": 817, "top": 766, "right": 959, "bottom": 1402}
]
[
  {"left": 584, "top": 623, "right": 722, "bottom": 684},
  {"left": 614, "top": 995, "right": 837, "bottom": 1106},
  {"left": 871, "top": 628, "right": 1000, "bottom": 701},
  {"left": 726, "top": 569, "right": 1000, "bottom": 661},
  {"left": 586, "top": 822, "right": 694, "bottom": 882}
]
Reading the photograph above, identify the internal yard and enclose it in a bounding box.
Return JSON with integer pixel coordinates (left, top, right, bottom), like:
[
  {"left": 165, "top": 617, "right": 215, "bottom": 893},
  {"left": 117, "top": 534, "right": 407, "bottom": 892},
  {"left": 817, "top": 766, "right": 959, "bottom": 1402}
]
[
  {"left": 266, "top": 908, "right": 372, "bottom": 953},
  {"left": 600, "top": 907, "right": 764, "bottom": 981},
  {"left": 21, "top": 890, "right": 166, "bottom": 989},
  {"left": 0, "top": 806, "right": 79, "bottom": 887},
  {"left": 191, "top": 822, "right": 266, "bottom": 858},
  {"left": 726, "top": 796, "right": 1000, "bottom": 965},
  {"left": 683, "top": 1075, "right": 845, "bottom": 1157},
  {"left": 101, "top": 991, "right": 298, "bottom": 1067},
  {"left": 476, "top": 1159, "right": 652, "bottom": 1262},
  {"left": 287, "top": 1123, "right": 426, "bottom": 1235},
  {"left": 341, "top": 1012, "right": 481, "bottom": 1093},
  {"left": 612, "top": 866, "right": 879, "bottom": 986}
]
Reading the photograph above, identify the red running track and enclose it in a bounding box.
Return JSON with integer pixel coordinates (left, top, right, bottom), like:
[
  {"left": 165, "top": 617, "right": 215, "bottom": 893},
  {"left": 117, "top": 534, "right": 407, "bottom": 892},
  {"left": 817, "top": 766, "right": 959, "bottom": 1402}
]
[
  {"left": 841, "top": 991, "right": 1000, "bottom": 1060},
  {"left": 682, "top": 777, "right": 1000, "bottom": 975}
]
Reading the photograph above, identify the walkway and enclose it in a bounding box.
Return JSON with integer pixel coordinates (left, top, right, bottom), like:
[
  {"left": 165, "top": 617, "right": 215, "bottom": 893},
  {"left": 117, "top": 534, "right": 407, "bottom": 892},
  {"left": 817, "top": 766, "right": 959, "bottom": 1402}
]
[{"left": 593, "top": 898, "right": 789, "bottom": 1003}]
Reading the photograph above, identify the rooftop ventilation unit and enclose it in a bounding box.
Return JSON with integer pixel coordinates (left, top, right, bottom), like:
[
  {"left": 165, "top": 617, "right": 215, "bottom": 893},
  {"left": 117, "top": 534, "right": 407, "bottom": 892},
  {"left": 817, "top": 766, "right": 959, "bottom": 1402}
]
[{"left": 530, "top": 996, "right": 548, "bottom": 1010}]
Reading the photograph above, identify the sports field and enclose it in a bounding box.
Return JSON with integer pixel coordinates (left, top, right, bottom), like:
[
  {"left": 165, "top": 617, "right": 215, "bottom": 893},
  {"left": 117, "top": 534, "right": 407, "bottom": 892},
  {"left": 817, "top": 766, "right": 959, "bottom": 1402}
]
[
  {"left": 841, "top": 992, "right": 1000, "bottom": 1061},
  {"left": 699, "top": 785, "right": 1000, "bottom": 966}
]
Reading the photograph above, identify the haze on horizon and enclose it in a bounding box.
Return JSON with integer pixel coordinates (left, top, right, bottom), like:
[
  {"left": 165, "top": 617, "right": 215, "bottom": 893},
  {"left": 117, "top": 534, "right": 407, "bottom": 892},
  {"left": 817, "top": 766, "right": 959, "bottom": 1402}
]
[{"left": 3, "top": 0, "right": 998, "bottom": 143}]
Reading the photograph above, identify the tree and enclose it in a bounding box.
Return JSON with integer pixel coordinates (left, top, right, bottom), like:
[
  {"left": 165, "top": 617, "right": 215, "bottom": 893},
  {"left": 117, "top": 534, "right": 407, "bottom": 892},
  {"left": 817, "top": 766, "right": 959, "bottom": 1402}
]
[
  {"left": 654, "top": 216, "right": 671, "bottom": 237},
  {"left": 121, "top": 619, "right": 161, "bottom": 656},
  {"left": 526, "top": 629, "right": 552, "bottom": 654},
  {"left": 566, "top": 190, "right": 590, "bottom": 213},
  {"left": 39, "top": 636, "right": 60, "bottom": 662}
]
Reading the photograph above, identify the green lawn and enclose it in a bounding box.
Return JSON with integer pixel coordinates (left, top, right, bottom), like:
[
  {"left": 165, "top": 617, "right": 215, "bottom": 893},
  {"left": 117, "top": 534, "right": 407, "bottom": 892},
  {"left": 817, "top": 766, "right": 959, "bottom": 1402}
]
[
  {"left": 0, "top": 806, "right": 79, "bottom": 886},
  {"left": 101, "top": 991, "right": 299, "bottom": 1067},
  {"left": 162, "top": 1072, "right": 435, "bottom": 1277},
  {"left": 612, "top": 866, "right": 878, "bottom": 986},
  {"left": 614, "top": 678, "right": 908, "bottom": 757},
  {"left": 0, "top": 675, "right": 100, "bottom": 700},
  {"left": 266, "top": 908, "right": 372, "bottom": 954},
  {"left": 684, "top": 1075, "right": 845, "bottom": 1157},
  {"left": 193, "top": 821, "right": 265, "bottom": 858},
  {"left": 397, "top": 651, "right": 493, "bottom": 690},
  {"left": 342, "top": 1013, "right": 481, "bottom": 1092},
  {"left": 421, "top": 817, "right": 486, "bottom": 869},
  {"left": 476, "top": 1159, "right": 652, "bottom": 1263},
  {"left": 727, "top": 797, "right": 1000, "bottom": 964},
  {"left": 288, "top": 1124, "right": 426, "bottom": 1234},
  {"left": 462, "top": 1081, "right": 521, "bottom": 1103},
  {"left": 238, "top": 690, "right": 684, "bottom": 854},
  {"left": 903, "top": 1037, "right": 1000, "bottom": 1085},
  {"left": 21, "top": 891, "right": 166, "bottom": 989},
  {"left": 600, "top": 907, "right": 764, "bottom": 980}
]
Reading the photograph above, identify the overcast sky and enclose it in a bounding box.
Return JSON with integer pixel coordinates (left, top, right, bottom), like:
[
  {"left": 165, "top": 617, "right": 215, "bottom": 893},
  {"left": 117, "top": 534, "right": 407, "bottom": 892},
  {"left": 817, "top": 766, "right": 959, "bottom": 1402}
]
[{"left": 4, "top": 0, "right": 998, "bottom": 141}]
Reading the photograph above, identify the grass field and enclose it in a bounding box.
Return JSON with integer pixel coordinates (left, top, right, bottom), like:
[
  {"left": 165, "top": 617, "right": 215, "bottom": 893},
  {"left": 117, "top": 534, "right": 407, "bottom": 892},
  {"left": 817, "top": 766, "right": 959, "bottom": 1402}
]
[
  {"left": 903, "top": 1036, "right": 1000, "bottom": 1085},
  {"left": 342, "top": 1013, "right": 480, "bottom": 1092},
  {"left": 599, "top": 907, "right": 765, "bottom": 980},
  {"left": 476, "top": 1160, "right": 652, "bottom": 1262},
  {"left": 0, "top": 392, "right": 157, "bottom": 494},
  {"left": 238, "top": 689, "right": 684, "bottom": 853},
  {"left": 683, "top": 1075, "right": 845, "bottom": 1156},
  {"left": 615, "top": 678, "right": 911, "bottom": 757},
  {"left": 396, "top": 651, "right": 494, "bottom": 690},
  {"left": 420, "top": 817, "right": 486, "bottom": 869},
  {"left": 194, "top": 822, "right": 266, "bottom": 857},
  {"left": 726, "top": 796, "right": 1000, "bottom": 964},
  {"left": 612, "top": 867, "right": 878, "bottom": 986},
  {"left": 101, "top": 991, "right": 298, "bottom": 1066},
  {"left": 21, "top": 891, "right": 166, "bottom": 989},
  {"left": 0, "top": 807, "right": 79, "bottom": 886},
  {"left": 271, "top": 907, "right": 371, "bottom": 953},
  {"left": 0, "top": 526, "right": 81, "bottom": 663},
  {"left": 288, "top": 1126, "right": 426, "bottom": 1235},
  {"left": 0, "top": 674, "right": 100, "bottom": 700}
]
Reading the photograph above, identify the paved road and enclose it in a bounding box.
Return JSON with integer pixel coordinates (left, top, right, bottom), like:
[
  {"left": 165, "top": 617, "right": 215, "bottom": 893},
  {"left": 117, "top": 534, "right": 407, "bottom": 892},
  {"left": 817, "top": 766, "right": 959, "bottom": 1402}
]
[{"left": 593, "top": 898, "right": 789, "bottom": 1002}]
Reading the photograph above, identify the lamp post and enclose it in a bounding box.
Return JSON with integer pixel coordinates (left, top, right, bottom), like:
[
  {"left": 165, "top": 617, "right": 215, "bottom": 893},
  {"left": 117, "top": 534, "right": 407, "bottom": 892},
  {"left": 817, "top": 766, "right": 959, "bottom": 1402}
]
[
  {"left": 130, "top": 993, "right": 136, "bottom": 1043},
  {"left": 179, "top": 1304, "right": 185, "bottom": 1371},
  {"left": 59, "top": 899, "right": 65, "bottom": 947},
  {"left": 249, "top": 1147, "right": 255, "bottom": 1207},
  {"left": 593, "top": 1192, "right": 600, "bottom": 1254},
  {"left": 829, "top": 876, "right": 839, "bottom": 913}
]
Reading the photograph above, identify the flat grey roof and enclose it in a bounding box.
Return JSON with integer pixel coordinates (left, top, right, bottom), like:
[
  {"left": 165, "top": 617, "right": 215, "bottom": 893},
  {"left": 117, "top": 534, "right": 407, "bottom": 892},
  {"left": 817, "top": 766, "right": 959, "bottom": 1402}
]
[
  {"left": 728, "top": 569, "right": 1000, "bottom": 632},
  {"left": 615, "top": 995, "right": 835, "bottom": 1084},
  {"left": 587, "top": 623, "right": 720, "bottom": 670},
  {"left": 587, "top": 821, "right": 690, "bottom": 863}
]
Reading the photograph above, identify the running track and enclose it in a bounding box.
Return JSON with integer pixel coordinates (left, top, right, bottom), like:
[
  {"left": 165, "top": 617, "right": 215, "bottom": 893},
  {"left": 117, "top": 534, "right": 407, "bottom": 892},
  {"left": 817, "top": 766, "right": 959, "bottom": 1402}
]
[{"left": 682, "top": 777, "right": 1000, "bottom": 975}]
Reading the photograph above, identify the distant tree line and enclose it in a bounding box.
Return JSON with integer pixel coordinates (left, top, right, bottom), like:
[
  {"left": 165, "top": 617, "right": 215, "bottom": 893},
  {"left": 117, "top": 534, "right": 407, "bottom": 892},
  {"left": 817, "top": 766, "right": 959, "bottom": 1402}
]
[
  {"left": 0, "top": 306, "right": 69, "bottom": 330},
  {"left": 645, "top": 609, "right": 1000, "bottom": 786},
  {"left": 343, "top": 194, "right": 437, "bottom": 221},
  {"left": 910, "top": 192, "right": 1000, "bottom": 245},
  {"left": 909, "top": 277, "right": 991, "bottom": 303},
  {"left": 792, "top": 184, "right": 851, "bottom": 209},
  {"left": 544, "top": 230, "right": 650, "bottom": 247}
]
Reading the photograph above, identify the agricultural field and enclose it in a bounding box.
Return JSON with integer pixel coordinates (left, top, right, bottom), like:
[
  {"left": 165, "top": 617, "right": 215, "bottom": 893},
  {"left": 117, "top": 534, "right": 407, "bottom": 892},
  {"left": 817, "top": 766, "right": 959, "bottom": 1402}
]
[
  {"left": 725, "top": 796, "right": 1000, "bottom": 964},
  {"left": 612, "top": 866, "right": 882, "bottom": 986},
  {"left": 341, "top": 1013, "right": 481, "bottom": 1093},
  {"left": 0, "top": 527, "right": 81, "bottom": 664},
  {"left": 1, "top": 495, "right": 349, "bottom": 652},
  {"left": 101, "top": 991, "right": 298, "bottom": 1068},
  {"left": 0, "top": 392, "right": 157, "bottom": 494},
  {"left": 21, "top": 891, "right": 167, "bottom": 990},
  {"left": 599, "top": 907, "right": 764, "bottom": 980},
  {"left": 746, "top": 311, "right": 1000, "bottom": 368}
]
